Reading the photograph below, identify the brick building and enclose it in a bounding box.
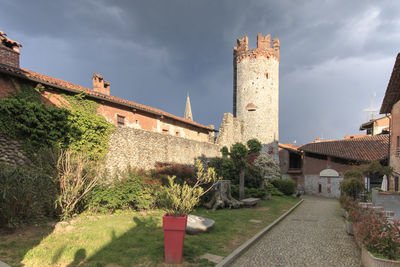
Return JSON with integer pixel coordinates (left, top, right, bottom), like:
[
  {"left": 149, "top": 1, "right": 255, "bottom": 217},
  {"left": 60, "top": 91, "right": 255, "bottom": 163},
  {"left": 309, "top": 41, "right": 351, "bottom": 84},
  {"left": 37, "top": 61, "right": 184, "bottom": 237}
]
[
  {"left": 380, "top": 53, "right": 400, "bottom": 191},
  {"left": 0, "top": 31, "right": 217, "bottom": 143},
  {"left": 279, "top": 135, "right": 389, "bottom": 198}
]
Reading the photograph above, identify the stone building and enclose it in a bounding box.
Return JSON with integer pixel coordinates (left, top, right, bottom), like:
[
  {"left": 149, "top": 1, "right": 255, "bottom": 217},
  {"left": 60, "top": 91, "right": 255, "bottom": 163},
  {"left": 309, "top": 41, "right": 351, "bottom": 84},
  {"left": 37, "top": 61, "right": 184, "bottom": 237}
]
[
  {"left": 0, "top": 31, "right": 217, "bottom": 143},
  {"left": 233, "top": 34, "right": 280, "bottom": 162},
  {"left": 279, "top": 135, "right": 389, "bottom": 198},
  {"left": 0, "top": 30, "right": 223, "bottom": 170},
  {"left": 380, "top": 53, "right": 400, "bottom": 191}
]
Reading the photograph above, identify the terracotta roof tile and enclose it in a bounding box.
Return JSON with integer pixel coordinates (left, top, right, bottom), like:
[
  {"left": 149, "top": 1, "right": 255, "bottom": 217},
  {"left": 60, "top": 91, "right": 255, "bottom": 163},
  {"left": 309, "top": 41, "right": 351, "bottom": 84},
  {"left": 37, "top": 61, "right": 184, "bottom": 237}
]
[
  {"left": 278, "top": 143, "right": 300, "bottom": 153},
  {"left": 298, "top": 135, "right": 389, "bottom": 162},
  {"left": 0, "top": 64, "right": 216, "bottom": 132}
]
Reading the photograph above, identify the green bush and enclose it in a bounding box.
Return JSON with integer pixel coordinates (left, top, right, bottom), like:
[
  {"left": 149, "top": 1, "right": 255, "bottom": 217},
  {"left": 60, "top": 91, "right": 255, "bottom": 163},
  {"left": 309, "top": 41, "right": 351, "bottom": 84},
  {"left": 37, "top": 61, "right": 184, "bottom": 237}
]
[
  {"left": 247, "top": 139, "right": 262, "bottom": 154},
  {"left": 340, "top": 178, "right": 364, "bottom": 199},
  {"left": 266, "top": 183, "right": 284, "bottom": 196},
  {"left": 0, "top": 164, "right": 58, "bottom": 228},
  {"left": 270, "top": 179, "right": 296, "bottom": 195},
  {"left": 208, "top": 157, "right": 263, "bottom": 188},
  {"left": 231, "top": 185, "right": 268, "bottom": 199},
  {"left": 85, "top": 167, "right": 155, "bottom": 213}
]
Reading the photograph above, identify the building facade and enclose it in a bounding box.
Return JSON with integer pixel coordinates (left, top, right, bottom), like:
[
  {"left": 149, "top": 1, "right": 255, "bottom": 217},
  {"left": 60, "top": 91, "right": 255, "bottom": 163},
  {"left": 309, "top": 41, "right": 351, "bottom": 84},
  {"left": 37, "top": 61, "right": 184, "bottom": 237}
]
[{"left": 380, "top": 53, "right": 400, "bottom": 191}]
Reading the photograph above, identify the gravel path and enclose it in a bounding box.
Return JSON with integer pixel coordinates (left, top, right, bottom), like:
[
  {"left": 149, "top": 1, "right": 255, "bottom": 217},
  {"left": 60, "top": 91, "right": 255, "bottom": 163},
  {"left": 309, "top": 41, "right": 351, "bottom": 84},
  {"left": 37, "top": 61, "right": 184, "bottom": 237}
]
[{"left": 230, "top": 195, "right": 361, "bottom": 267}]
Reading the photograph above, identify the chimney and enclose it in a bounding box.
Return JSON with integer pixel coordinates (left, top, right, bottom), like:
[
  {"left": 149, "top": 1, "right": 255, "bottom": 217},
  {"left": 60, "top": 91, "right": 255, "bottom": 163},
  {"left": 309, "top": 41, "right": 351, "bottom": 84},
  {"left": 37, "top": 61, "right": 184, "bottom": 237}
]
[
  {"left": 92, "top": 73, "right": 110, "bottom": 95},
  {"left": 0, "top": 30, "right": 22, "bottom": 68}
]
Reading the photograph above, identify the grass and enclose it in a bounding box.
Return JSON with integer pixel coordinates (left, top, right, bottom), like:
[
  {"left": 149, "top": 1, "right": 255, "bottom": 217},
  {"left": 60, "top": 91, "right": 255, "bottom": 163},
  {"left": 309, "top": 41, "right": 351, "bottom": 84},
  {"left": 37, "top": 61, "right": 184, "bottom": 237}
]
[{"left": 0, "top": 196, "right": 300, "bottom": 266}]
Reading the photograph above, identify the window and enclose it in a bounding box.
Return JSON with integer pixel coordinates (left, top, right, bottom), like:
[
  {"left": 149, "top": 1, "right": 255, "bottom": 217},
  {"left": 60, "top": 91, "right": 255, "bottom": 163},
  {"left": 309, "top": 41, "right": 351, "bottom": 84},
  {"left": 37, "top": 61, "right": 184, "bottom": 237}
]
[
  {"left": 117, "top": 115, "right": 125, "bottom": 126},
  {"left": 396, "top": 136, "right": 400, "bottom": 157},
  {"left": 395, "top": 176, "right": 399, "bottom": 191},
  {"left": 318, "top": 184, "right": 322, "bottom": 193},
  {"left": 162, "top": 129, "right": 168, "bottom": 133}
]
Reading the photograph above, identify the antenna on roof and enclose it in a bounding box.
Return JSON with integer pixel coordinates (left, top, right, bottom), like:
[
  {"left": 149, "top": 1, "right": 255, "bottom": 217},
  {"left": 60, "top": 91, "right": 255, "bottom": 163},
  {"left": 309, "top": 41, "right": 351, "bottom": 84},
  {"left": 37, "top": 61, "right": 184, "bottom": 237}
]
[{"left": 363, "top": 93, "right": 379, "bottom": 121}]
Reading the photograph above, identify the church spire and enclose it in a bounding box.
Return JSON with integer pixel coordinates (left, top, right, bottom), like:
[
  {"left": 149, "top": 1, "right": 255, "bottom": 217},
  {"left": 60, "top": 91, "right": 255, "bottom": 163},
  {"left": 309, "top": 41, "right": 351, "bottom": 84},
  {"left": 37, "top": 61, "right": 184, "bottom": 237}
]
[{"left": 184, "top": 92, "right": 193, "bottom": 121}]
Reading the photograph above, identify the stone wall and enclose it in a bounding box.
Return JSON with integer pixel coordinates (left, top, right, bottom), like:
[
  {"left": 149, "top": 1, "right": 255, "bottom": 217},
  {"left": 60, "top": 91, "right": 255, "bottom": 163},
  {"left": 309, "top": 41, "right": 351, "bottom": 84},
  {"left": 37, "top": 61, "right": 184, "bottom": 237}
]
[
  {"left": 0, "top": 132, "right": 30, "bottom": 166},
  {"left": 304, "top": 175, "right": 342, "bottom": 198},
  {"left": 372, "top": 190, "right": 400, "bottom": 220},
  {"left": 105, "top": 127, "right": 221, "bottom": 172},
  {"left": 215, "top": 113, "right": 244, "bottom": 149}
]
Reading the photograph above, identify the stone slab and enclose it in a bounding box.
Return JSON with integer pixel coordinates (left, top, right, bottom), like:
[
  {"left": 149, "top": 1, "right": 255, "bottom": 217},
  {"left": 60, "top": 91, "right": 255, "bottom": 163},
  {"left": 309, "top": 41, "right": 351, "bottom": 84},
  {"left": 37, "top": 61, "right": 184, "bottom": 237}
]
[
  {"left": 186, "top": 215, "right": 215, "bottom": 235},
  {"left": 241, "top": 198, "right": 260, "bottom": 206},
  {"left": 249, "top": 219, "right": 262, "bottom": 223},
  {"left": 200, "top": 253, "right": 224, "bottom": 264}
]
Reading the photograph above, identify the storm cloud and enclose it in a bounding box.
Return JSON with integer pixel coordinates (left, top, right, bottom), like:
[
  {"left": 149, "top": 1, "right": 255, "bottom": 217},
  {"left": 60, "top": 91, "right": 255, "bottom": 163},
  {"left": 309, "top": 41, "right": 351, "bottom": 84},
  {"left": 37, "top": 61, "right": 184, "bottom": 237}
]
[{"left": 1, "top": 0, "right": 399, "bottom": 144}]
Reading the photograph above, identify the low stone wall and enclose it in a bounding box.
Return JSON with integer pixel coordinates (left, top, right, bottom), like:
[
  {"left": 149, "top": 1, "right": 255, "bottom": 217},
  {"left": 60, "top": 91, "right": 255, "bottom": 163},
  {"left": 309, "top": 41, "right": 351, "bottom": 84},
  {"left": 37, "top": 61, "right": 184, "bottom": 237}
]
[
  {"left": 106, "top": 127, "right": 221, "bottom": 172},
  {"left": 372, "top": 190, "right": 400, "bottom": 219},
  {"left": 0, "top": 132, "right": 30, "bottom": 166}
]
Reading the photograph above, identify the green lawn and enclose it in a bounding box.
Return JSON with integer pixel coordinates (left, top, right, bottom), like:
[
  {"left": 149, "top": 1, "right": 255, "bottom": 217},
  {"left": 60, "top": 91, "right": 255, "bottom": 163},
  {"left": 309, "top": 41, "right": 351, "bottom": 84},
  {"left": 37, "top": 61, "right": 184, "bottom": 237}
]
[{"left": 0, "top": 196, "right": 300, "bottom": 266}]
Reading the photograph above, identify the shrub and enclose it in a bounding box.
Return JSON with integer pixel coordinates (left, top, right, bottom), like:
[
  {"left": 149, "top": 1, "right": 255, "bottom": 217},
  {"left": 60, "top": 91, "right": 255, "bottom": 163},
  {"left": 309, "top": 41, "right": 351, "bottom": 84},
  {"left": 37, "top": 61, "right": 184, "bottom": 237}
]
[
  {"left": 231, "top": 185, "right": 268, "bottom": 199},
  {"left": 158, "top": 160, "right": 219, "bottom": 215},
  {"left": 353, "top": 208, "right": 400, "bottom": 260},
  {"left": 56, "top": 150, "right": 102, "bottom": 219},
  {"left": 152, "top": 163, "right": 195, "bottom": 185},
  {"left": 340, "top": 178, "right": 364, "bottom": 199},
  {"left": 247, "top": 139, "right": 262, "bottom": 154},
  {"left": 254, "top": 152, "right": 281, "bottom": 181},
  {"left": 85, "top": 167, "right": 156, "bottom": 213},
  {"left": 270, "top": 179, "right": 296, "bottom": 195},
  {"left": 0, "top": 164, "right": 58, "bottom": 228},
  {"left": 266, "top": 183, "right": 284, "bottom": 196}
]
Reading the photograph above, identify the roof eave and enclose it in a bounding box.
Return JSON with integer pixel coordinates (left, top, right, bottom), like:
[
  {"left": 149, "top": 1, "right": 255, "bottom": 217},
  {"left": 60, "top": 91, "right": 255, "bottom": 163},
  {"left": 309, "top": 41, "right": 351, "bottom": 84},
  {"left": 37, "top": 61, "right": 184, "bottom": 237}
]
[{"left": 0, "top": 66, "right": 218, "bottom": 132}]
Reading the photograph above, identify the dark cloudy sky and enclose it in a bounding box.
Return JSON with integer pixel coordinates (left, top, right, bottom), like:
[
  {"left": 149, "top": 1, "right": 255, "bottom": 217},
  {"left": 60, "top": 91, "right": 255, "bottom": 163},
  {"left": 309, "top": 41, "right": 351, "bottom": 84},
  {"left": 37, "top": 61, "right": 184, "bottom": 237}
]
[{"left": 1, "top": 0, "right": 399, "bottom": 145}]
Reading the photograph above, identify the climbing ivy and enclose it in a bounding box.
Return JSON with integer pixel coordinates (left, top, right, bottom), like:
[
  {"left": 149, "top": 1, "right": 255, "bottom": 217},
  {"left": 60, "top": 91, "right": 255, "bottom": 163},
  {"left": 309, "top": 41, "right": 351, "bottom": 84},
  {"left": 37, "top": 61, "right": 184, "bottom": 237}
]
[
  {"left": 0, "top": 79, "right": 114, "bottom": 160},
  {"left": 62, "top": 93, "right": 115, "bottom": 160},
  {"left": 0, "top": 81, "right": 70, "bottom": 154}
]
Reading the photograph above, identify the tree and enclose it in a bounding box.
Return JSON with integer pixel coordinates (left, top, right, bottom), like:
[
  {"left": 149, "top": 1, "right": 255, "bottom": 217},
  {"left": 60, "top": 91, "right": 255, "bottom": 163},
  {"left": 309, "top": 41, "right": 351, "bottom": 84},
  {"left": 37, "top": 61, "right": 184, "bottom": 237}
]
[
  {"left": 254, "top": 152, "right": 281, "bottom": 181},
  {"left": 247, "top": 139, "right": 262, "bottom": 154},
  {"left": 230, "top": 143, "right": 248, "bottom": 200}
]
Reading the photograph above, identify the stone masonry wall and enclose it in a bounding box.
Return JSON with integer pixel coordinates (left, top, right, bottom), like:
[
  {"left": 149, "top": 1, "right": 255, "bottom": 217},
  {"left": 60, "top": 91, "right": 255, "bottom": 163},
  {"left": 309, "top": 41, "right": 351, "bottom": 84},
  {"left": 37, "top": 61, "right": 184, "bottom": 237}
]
[
  {"left": 105, "top": 127, "right": 221, "bottom": 172},
  {"left": 0, "top": 132, "right": 30, "bottom": 166},
  {"left": 215, "top": 113, "right": 244, "bottom": 149},
  {"left": 233, "top": 34, "right": 279, "bottom": 162}
]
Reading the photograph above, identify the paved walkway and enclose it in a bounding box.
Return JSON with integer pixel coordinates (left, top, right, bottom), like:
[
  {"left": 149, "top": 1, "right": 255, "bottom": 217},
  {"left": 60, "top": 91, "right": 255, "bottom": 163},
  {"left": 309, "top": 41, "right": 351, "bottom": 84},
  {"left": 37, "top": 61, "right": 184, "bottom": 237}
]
[{"left": 230, "top": 195, "right": 361, "bottom": 267}]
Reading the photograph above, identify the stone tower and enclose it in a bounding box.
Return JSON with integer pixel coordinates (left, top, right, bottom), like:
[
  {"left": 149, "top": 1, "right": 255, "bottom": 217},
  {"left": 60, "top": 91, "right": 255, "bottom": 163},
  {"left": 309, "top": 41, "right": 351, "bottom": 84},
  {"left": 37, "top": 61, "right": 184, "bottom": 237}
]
[{"left": 233, "top": 33, "right": 280, "bottom": 162}]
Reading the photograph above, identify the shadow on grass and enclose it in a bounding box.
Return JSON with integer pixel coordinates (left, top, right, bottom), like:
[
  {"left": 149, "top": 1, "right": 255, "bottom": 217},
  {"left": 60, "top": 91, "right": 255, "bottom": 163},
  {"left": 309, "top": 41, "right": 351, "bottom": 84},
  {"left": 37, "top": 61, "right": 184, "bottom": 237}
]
[
  {"left": 82, "top": 215, "right": 165, "bottom": 266},
  {"left": 0, "top": 222, "right": 56, "bottom": 266}
]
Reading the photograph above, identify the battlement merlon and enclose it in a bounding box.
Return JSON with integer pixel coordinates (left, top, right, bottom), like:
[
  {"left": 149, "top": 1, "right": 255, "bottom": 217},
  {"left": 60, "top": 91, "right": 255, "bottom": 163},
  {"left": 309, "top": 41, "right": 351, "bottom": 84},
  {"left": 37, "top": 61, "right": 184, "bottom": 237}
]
[
  {"left": 233, "top": 36, "right": 248, "bottom": 52},
  {"left": 233, "top": 34, "right": 280, "bottom": 61}
]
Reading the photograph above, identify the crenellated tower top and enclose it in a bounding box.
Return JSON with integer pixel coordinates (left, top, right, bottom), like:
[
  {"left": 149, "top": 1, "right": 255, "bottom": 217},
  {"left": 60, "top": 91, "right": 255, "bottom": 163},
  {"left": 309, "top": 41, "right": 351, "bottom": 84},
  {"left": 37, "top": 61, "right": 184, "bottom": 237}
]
[{"left": 233, "top": 33, "right": 280, "bottom": 63}]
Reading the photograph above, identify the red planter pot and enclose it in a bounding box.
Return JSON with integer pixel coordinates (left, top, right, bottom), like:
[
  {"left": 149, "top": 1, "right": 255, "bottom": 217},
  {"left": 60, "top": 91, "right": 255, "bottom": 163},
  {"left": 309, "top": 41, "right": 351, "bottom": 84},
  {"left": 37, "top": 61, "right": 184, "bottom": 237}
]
[{"left": 163, "top": 214, "right": 187, "bottom": 264}]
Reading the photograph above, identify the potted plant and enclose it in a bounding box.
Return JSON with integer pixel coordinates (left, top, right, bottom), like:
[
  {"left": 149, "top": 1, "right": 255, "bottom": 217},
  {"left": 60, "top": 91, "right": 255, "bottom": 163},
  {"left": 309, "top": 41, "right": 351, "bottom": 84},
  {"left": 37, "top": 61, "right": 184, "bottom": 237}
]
[{"left": 158, "top": 159, "right": 219, "bottom": 264}]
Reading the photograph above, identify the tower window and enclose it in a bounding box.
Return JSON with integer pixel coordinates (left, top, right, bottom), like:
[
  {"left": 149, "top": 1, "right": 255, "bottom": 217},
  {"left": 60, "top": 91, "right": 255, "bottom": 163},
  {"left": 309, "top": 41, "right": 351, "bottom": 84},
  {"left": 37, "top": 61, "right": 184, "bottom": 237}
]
[
  {"left": 265, "top": 72, "right": 269, "bottom": 79},
  {"left": 246, "top": 103, "right": 257, "bottom": 111},
  {"left": 117, "top": 115, "right": 125, "bottom": 126}
]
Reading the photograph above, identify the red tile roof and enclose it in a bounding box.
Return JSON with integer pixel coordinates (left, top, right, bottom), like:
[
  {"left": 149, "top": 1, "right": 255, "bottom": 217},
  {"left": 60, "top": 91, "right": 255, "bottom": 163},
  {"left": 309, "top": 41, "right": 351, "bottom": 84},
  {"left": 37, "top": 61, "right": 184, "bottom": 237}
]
[
  {"left": 298, "top": 134, "right": 389, "bottom": 162},
  {"left": 278, "top": 143, "right": 301, "bottom": 153},
  {"left": 0, "top": 63, "right": 217, "bottom": 132},
  {"left": 380, "top": 53, "right": 400, "bottom": 114}
]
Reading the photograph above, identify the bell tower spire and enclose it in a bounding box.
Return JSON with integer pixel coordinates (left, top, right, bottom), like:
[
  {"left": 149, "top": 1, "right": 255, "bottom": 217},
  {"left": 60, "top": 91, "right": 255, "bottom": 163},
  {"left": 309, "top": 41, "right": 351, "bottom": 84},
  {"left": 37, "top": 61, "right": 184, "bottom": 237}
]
[{"left": 184, "top": 92, "right": 193, "bottom": 121}]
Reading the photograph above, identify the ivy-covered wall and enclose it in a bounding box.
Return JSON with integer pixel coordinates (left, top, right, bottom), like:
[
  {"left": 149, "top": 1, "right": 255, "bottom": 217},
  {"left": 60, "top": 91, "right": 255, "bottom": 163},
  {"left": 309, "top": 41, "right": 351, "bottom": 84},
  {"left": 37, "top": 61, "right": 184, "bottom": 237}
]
[{"left": 0, "top": 74, "right": 115, "bottom": 163}]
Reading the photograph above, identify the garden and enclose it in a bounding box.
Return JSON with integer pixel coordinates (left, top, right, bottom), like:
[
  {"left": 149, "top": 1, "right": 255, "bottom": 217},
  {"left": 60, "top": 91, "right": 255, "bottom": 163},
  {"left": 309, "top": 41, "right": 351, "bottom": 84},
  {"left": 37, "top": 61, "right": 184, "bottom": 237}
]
[
  {"left": 0, "top": 81, "right": 300, "bottom": 266},
  {"left": 339, "top": 163, "right": 400, "bottom": 265}
]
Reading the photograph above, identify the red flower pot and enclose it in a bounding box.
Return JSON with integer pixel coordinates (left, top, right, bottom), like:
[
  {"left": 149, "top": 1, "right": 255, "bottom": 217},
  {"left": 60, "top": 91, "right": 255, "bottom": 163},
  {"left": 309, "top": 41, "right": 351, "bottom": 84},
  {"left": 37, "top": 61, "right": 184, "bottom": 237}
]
[{"left": 163, "top": 213, "right": 187, "bottom": 264}]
